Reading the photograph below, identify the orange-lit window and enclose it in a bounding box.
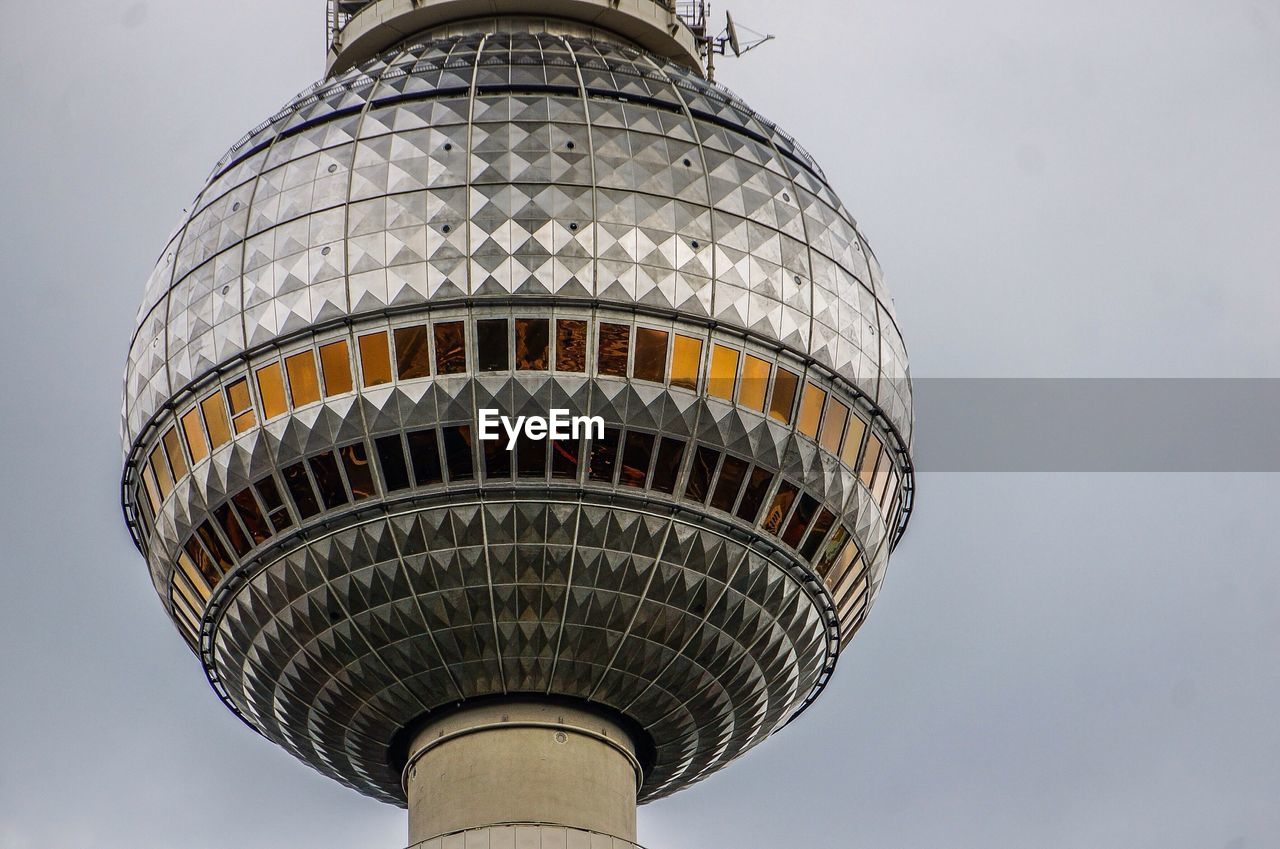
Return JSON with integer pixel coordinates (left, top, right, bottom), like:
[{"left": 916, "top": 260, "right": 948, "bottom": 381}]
[
  {"left": 598, "top": 323, "right": 630, "bottom": 376},
  {"left": 286, "top": 350, "right": 322, "bottom": 406},
  {"left": 739, "top": 355, "right": 771, "bottom": 412},
  {"left": 394, "top": 325, "right": 432, "bottom": 380},
  {"left": 176, "top": 550, "right": 213, "bottom": 600},
  {"left": 708, "top": 345, "right": 739, "bottom": 401},
  {"left": 161, "top": 427, "right": 188, "bottom": 480},
  {"left": 820, "top": 399, "right": 848, "bottom": 454},
  {"left": 797, "top": 382, "right": 826, "bottom": 438},
  {"left": 814, "top": 526, "right": 851, "bottom": 579},
  {"left": 319, "top": 340, "right": 353, "bottom": 397},
  {"left": 149, "top": 445, "right": 174, "bottom": 499},
  {"left": 182, "top": 408, "right": 210, "bottom": 464},
  {"left": 880, "top": 467, "right": 900, "bottom": 518},
  {"left": 859, "top": 434, "right": 882, "bottom": 488},
  {"left": 633, "top": 328, "right": 668, "bottom": 383},
  {"left": 670, "top": 334, "right": 703, "bottom": 390},
  {"left": 172, "top": 569, "right": 205, "bottom": 615},
  {"left": 841, "top": 415, "right": 866, "bottom": 468},
  {"left": 434, "top": 322, "right": 466, "bottom": 375},
  {"left": 225, "top": 378, "right": 256, "bottom": 434},
  {"left": 358, "top": 331, "right": 393, "bottom": 386},
  {"left": 824, "top": 542, "right": 861, "bottom": 597},
  {"left": 556, "top": 319, "right": 587, "bottom": 372},
  {"left": 871, "top": 449, "right": 894, "bottom": 505},
  {"left": 201, "top": 391, "right": 233, "bottom": 449},
  {"left": 140, "top": 465, "right": 162, "bottom": 513},
  {"left": 255, "top": 362, "right": 288, "bottom": 420},
  {"left": 516, "top": 318, "right": 550, "bottom": 371},
  {"left": 769, "top": 367, "right": 799, "bottom": 424}
]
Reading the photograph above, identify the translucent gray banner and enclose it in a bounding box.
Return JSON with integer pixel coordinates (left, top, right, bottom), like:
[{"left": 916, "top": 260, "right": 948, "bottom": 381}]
[{"left": 910, "top": 379, "right": 1280, "bottom": 471}]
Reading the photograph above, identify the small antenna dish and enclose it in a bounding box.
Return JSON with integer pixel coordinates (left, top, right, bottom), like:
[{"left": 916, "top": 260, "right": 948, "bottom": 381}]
[{"left": 726, "top": 11, "right": 742, "bottom": 57}]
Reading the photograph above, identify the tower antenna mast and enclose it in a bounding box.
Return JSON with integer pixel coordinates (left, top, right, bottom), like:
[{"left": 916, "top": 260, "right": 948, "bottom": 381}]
[{"left": 672, "top": 1, "right": 775, "bottom": 81}]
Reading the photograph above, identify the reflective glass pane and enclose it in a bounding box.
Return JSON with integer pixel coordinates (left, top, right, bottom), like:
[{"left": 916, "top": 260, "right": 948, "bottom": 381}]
[
  {"left": 782, "top": 493, "right": 820, "bottom": 548},
  {"left": 340, "top": 442, "right": 376, "bottom": 500},
  {"left": 650, "top": 437, "right": 686, "bottom": 494},
  {"left": 183, "top": 537, "right": 222, "bottom": 589},
  {"left": 517, "top": 434, "right": 547, "bottom": 477},
  {"left": 441, "top": 426, "right": 475, "bottom": 481},
  {"left": 201, "top": 392, "right": 233, "bottom": 449},
  {"left": 684, "top": 446, "right": 720, "bottom": 503},
  {"left": 394, "top": 325, "right": 432, "bottom": 380},
  {"left": 476, "top": 319, "right": 509, "bottom": 371},
  {"left": 872, "top": 449, "right": 894, "bottom": 505},
  {"left": 308, "top": 452, "right": 350, "bottom": 509},
  {"left": 213, "top": 503, "right": 251, "bottom": 557},
  {"left": 736, "top": 467, "right": 773, "bottom": 523},
  {"left": 598, "top": 323, "right": 630, "bottom": 376},
  {"left": 195, "top": 520, "right": 233, "bottom": 574},
  {"left": 140, "top": 465, "right": 162, "bottom": 512},
  {"left": 814, "top": 526, "right": 851, "bottom": 578},
  {"left": 162, "top": 427, "right": 188, "bottom": 480},
  {"left": 797, "top": 382, "right": 826, "bottom": 438},
  {"left": 708, "top": 345, "right": 739, "bottom": 400},
  {"left": 619, "top": 431, "right": 656, "bottom": 487},
  {"left": 739, "top": 355, "right": 771, "bottom": 412},
  {"left": 407, "top": 429, "right": 443, "bottom": 486},
  {"left": 881, "top": 467, "right": 901, "bottom": 518},
  {"left": 282, "top": 461, "right": 321, "bottom": 519},
  {"left": 254, "top": 475, "right": 293, "bottom": 532},
  {"left": 483, "top": 437, "right": 512, "bottom": 480},
  {"left": 230, "top": 489, "right": 271, "bottom": 545},
  {"left": 710, "top": 456, "right": 749, "bottom": 512},
  {"left": 358, "top": 332, "right": 393, "bottom": 386},
  {"left": 255, "top": 362, "right": 288, "bottom": 420},
  {"left": 769, "top": 367, "right": 799, "bottom": 424},
  {"left": 182, "top": 408, "right": 210, "bottom": 464},
  {"left": 434, "top": 321, "right": 466, "bottom": 374},
  {"left": 633, "top": 328, "right": 668, "bottom": 383},
  {"left": 761, "top": 481, "right": 799, "bottom": 535},
  {"left": 176, "top": 550, "right": 213, "bottom": 599},
  {"left": 551, "top": 437, "right": 581, "bottom": 479},
  {"left": 556, "top": 319, "right": 587, "bottom": 372},
  {"left": 670, "top": 334, "right": 703, "bottom": 390},
  {"left": 842, "top": 415, "right": 867, "bottom": 468},
  {"left": 319, "top": 340, "right": 353, "bottom": 397},
  {"left": 859, "top": 434, "right": 882, "bottom": 487},
  {"left": 226, "top": 378, "right": 256, "bottom": 433},
  {"left": 148, "top": 446, "right": 173, "bottom": 498},
  {"left": 375, "top": 435, "right": 412, "bottom": 491},
  {"left": 286, "top": 350, "right": 322, "bottom": 407},
  {"left": 589, "top": 428, "right": 621, "bottom": 482},
  {"left": 515, "top": 318, "right": 550, "bottom": 370},
  {"left": 799, "top": 509, "right": 837, "bottom": 560},
  {"left": 820, "top": 399, "right": 849, "bottom": 454}
]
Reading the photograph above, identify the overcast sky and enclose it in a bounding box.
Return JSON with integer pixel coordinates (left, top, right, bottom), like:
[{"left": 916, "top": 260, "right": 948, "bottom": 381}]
[{"left": 0, "top": 1, "right": 1277, "bottom": 848}]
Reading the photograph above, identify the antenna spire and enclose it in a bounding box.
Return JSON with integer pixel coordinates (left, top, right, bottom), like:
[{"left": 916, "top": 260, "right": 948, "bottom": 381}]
[{"left": 676, "top": 1, "right": 775, "bottom": 81}]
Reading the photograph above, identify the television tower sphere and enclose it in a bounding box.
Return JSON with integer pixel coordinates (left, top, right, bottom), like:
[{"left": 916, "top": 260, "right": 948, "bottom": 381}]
[{"left": 121, "top": 1, "right": 914, "bottom": 842}]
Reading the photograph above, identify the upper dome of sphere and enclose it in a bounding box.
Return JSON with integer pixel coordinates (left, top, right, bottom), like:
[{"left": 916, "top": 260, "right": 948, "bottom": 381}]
[
  {"left": 123, "top": 25, "right": 911, "bottom": 455},
  {"left": 121, "top": 17, "right": 914, "bottom": 807}
]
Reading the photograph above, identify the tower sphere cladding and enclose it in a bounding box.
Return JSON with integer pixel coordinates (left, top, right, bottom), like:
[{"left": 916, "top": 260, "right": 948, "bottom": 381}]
[{"left": 121, "top": 0, "right": 915, "bottom": 818}]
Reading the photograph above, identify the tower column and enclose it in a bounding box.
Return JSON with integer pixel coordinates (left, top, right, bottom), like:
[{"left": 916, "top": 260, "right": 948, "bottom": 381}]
[{"left": 404, "top": 702, "right": 642, "bottom": 844}]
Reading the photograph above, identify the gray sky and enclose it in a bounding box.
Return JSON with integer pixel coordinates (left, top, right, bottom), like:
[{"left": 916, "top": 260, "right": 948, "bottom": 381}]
[{"left": 1, "top": 1, "right": 1277, "bottom": 847}]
